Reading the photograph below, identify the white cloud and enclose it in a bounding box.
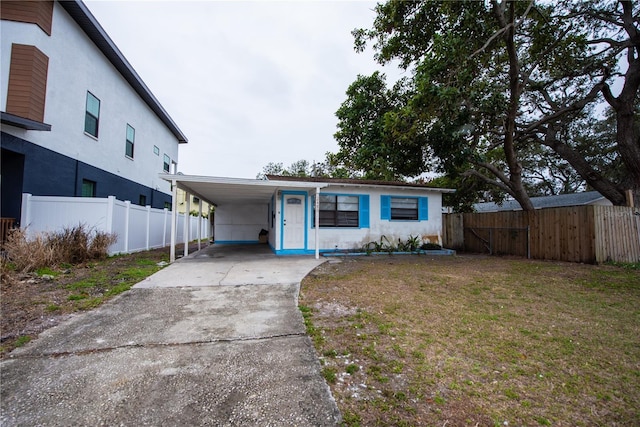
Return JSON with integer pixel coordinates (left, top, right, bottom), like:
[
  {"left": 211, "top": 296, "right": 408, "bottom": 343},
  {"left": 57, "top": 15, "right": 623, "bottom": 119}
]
[{"left": 85, "top": 0, "right": 396, "bottom": 178}]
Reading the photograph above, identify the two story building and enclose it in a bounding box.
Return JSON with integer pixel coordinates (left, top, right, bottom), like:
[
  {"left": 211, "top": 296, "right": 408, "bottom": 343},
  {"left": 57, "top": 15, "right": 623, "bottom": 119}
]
[{"left": 1, "top": 0, "right": 188, "bottom": 225}]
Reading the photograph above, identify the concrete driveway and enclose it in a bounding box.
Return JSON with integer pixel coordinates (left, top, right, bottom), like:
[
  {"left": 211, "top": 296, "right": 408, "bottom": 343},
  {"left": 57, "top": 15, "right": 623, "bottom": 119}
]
[{"left": 1, "top": 244, "right": 341, "bottom": 426}]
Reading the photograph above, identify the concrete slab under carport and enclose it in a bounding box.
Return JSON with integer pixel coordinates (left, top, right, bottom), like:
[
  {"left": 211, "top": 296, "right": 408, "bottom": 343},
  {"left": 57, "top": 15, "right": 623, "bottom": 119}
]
[
  {"left": 136, "top": 244, "right": 325, "bottom": 288},
  {"left": 1, "top": 244, "right": 339, "bottom": 426}
]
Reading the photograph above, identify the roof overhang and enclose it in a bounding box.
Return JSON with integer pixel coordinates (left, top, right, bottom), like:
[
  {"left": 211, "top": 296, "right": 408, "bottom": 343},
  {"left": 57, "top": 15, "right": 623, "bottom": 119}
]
[
  {"left": 159, "top": 174, "right": 329, "bottom": 206},
  {"left": 1, "top": 112, "right": 51, "bottom": 131}
]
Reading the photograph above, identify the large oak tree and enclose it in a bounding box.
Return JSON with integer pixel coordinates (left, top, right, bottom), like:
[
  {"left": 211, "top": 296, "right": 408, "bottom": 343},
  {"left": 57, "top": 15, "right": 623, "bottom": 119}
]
[{"left": 335, "top": 0, "right": 640, "bottom": 209}]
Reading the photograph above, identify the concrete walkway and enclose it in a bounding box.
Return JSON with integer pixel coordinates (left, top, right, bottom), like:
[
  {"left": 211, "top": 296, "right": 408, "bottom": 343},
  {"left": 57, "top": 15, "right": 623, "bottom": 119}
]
[{"left": 1, "top": 245, "right": 341, "bottom": 426}]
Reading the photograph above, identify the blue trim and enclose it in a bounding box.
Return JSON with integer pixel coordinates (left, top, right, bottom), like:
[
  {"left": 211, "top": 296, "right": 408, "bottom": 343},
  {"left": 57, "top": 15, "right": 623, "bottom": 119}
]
[
  {"left": 280, "top": 191, "right": 308, "bottom": 251},
  {"left": 380, "top": 195, "right": 391, "bottom": 220},
  {"left": 359, "top": 195, "right": 370, "bottom": 228},
  {"left": 419, "top": 196, "right": 429, "bottom": 220},
  {"left": 312, "top": 192, "right": 368, "bottom": 229},
  {"left": 275, "top": 248, "right": 316, "bottom": 256},
  {"left": 215, "top": 240, "right": 261, "bottom": 244}
]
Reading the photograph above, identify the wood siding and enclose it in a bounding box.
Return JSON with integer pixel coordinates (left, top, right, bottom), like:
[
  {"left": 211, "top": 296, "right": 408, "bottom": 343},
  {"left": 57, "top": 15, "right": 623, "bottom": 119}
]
[
  {"left": 6, "top": 44, "right": 49, "bottom": 123},
  {"left": 443, "top": 206, "right": 640, "bottom": 264},
  {"left": 0, "top": 1, "right": 54, "bottom": 36}
]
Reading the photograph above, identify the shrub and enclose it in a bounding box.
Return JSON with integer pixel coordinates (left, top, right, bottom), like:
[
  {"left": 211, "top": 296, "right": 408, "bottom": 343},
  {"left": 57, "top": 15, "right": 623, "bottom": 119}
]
[
  {"left": 3, "top": 229, "right": 56, "bottom": 272},
  {"left": 3, "top": 224, "right": 117, "bottom": 272}
]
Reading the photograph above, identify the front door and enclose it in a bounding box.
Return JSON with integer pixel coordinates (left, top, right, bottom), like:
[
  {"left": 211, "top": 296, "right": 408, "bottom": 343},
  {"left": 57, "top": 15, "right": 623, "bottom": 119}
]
[{"left": 283, "top": 195, "right": 305, "bottom": 249}]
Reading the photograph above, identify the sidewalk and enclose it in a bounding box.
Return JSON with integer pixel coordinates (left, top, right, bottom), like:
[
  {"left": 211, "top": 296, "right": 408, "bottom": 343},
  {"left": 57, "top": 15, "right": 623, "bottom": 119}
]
[{"left": 1, "top": 245, "right": 341, "bottom": 426}]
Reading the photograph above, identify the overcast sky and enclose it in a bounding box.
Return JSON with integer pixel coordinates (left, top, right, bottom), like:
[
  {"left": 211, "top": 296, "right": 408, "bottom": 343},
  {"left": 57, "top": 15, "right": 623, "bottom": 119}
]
[{"left": 85, "top": 0, "right": 402, "bottom": 179}]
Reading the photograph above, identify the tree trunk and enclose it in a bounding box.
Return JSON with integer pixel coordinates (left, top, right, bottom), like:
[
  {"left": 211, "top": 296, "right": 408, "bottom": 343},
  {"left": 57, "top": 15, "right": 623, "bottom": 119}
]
[{"left": 542, "top": 136, "right": 627, "bottom": 205}]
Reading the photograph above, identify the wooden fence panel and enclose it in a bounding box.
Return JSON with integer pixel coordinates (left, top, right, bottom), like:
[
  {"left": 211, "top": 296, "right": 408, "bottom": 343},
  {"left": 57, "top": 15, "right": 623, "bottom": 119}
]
[
  {"left": 444, "top": 205, "right": 640, "bottom": 264},
  {"left": 594, "top": 205, "right": 640, "bottom": 263},
  {"left": 442, "top": 213, "right": 464, "bottom": 249}
]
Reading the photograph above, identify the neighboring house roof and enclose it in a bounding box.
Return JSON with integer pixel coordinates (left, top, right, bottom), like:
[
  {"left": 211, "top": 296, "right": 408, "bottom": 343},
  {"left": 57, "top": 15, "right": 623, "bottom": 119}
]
[
  {"left": 474, "top": 191, "right": 609, "bottom": 212},
  {"left": 265, "top": 175, "right": 456, "bottom": 193},
  {"left": 59, "top": 1, "right": 188, "bottom": 144}
]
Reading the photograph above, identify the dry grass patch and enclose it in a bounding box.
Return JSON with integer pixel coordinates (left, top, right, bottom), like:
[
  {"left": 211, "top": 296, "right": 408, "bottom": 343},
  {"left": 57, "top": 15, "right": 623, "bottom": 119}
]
[{"left": 300, "top": 255, "right": 640, "bottom": 426}]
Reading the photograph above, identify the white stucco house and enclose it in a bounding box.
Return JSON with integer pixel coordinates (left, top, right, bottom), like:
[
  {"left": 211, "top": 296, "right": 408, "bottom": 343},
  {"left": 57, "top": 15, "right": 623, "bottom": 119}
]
[
  {"left": 1, "top": 0, "right": 187, "bottom": 225},
  {"left": 163, "top": 174, "right": 454, "bottom": 260}
]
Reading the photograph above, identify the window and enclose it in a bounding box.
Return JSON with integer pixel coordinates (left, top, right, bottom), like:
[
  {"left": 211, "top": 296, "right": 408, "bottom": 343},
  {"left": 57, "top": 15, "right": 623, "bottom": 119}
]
[
  {"left": 84, "top": 92, "right": 100, "bottom": 137},
  {"left": 316, "top": 194, "right": 359, "bottom": 227},
  {"left": 153, "top": 145, "right": 160, "bottom": 155},
  {"left": 381, "top": 196, "right": 429, "bottom": 221},
  {"left": 163, "top": 154, "right": 170, "bottom": 172},
  {"left": 139, "top": 195, "right": 146, "bottom": 206},
  {"left": 193, "top": 197, "right": 200, "bottom": 204},
  {"left": 164, "top": 202, "right": 171, "bottom": 210},
  {"left": 391, "top": 197, "right": 418, "bottom": 220},
  {"left": 125, "top": 124, "right": 135, "bottom": 158},
  {"left": 81, "top": 179, "right": 96, "bottom": 197}
]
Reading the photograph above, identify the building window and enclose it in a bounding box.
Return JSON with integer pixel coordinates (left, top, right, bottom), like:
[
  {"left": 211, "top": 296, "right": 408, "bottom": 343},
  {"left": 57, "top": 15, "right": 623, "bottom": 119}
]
[
  {"left": 193, "top": 197, "right": 200, "bottom": 204},
  {"left": 316, "top": 194, "right": 359, "bottom": 227},
  {"left": 381, "top": 196, "right": 428, "bottom": 221},
  {"left": 81, "top": 179, "right": 96, "bottom": 197},
  {"left": 391, "top": 197, "right": 418, "bottom": 220},
  {"left": 153, "top": 145, "right": 160, "bottom": 155},
  {"left": 139, "top": 195, "right": 146, "bottom": 206},
  {"left": 125, "top": 124, "right": 135, "bottom": 158},
  {"left": 163, "top": 154, "right": 170, "bottom": 172},
  {"left": 84, "top": 92, "right": 100, "bottom": 137},
  {"left": 164, "top": 202, "right": 171, "bottom": 210}
]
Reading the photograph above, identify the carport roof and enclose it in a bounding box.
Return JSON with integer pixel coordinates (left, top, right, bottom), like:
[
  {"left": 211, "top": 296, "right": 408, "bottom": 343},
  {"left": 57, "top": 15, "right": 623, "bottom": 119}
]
[{"left": 159, "top": 174, "right": 329, "bottom": 206}]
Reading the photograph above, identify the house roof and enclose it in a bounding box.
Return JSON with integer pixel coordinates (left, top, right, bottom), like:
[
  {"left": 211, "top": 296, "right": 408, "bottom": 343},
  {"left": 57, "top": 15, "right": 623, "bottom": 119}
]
[
  {"left": 265, "top": 175, "right": 456, "bottom": 193},
  {"left": 59, "top": 1, "right": 188, "bottom": 144},
  {"left": 474, "top": 191, "right": 608, "bottom": 212},
  {"left": 161, "top": 174, "right": 454, "bottom": 207},
  {"left": 161, "top": 175, "right": 329, "bottom": 206}
]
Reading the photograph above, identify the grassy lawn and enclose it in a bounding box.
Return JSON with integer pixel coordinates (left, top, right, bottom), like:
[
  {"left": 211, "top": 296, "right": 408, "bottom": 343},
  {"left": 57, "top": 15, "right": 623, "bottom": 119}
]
[
  {"left": 299, "top": 255, "right": 640, "bottom": 426},
  {"left": 1, "top": 243, "right": 199, "bottom": 357}
]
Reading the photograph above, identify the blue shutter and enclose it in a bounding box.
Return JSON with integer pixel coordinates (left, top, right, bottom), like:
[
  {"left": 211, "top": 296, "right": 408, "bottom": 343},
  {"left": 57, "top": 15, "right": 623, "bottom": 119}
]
[
  {"left": 380, "top": 195, "right": 391, "bottom": 220},
  {"left": 359, "top": 195, "right": 370, "bottom": 228},
  {"left": 418, "top": 197, "right": 429, "bottom": 221},
  {"left": 311, "top": 195, "right": 315, "bottom": 228}
]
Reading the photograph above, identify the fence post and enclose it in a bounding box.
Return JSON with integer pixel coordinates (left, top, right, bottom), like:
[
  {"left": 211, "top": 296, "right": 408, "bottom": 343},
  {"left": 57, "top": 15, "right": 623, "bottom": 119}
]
[
  {"left": 20, "top": 193, "right": 32, "bottom": 230},
  {"left": 184, "top": 194, "right": 190, "bottom": 257},
  {"left": 106, "top": 196, "right": 115, "bottom": 235},
  {"left": 145, "top": 205, "right": 151, "bottom": 251},
  {"left": 162, "top": 208, "right": 168, "bottom": 247},
  {"left": 198, "top": 202, "right": 202, "bottom": 251},
  {"left": 124, "top": 200, "right": 131, "bottom": 254}
]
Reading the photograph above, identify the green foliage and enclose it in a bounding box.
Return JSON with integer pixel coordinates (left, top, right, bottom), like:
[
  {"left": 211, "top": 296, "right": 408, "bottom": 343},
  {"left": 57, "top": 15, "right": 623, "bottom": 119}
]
[
  {"left": 14, "top": 335, "right": 31, "bottom": 347},
  {"left": 340, "top": 0, "right": 640, "bottom": 210}
]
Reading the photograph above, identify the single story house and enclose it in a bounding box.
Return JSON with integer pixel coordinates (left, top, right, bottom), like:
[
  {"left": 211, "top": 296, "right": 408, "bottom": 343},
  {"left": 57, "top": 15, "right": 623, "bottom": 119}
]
[
  {"left": 162, "top": 174, "right": 455, "bottom": 260},
  {"left": 473, "top": 191, "right": 612, "bottom": 212}
]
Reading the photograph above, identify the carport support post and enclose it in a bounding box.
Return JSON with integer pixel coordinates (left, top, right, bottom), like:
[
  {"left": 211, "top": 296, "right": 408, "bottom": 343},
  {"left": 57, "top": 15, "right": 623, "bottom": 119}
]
[
  {"left": 315, "top": 187, "right": 320, "bottom": 259},
  {"left": 170, "top": 179, "right": 177, "bottom": 263},
  {"left": 198, "top": 201, "right": 202, "bottom": 251},
  {"left": 184, "top": 194, "right": 191, "bottom": 258}
]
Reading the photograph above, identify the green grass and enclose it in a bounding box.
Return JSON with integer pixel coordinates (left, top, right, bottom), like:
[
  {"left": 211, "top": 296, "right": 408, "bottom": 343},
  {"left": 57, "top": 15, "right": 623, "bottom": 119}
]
[
  {"left": 14, "top": 335, "right": 31, "bottom": 347},
  {"left": 301, "top": 255, "right": 640, "bottom": 426},
  {"left": 36, "top": 267, "right": 59, "bottom": 277}
]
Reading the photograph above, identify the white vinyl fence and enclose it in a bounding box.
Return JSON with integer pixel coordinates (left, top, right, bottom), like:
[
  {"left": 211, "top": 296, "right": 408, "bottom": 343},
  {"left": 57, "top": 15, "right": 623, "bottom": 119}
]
[{"left": 20, "top": 194, "right": 210, "bottom": 255}]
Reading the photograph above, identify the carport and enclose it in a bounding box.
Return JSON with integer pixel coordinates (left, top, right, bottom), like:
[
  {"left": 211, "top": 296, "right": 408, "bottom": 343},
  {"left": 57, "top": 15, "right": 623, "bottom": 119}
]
[{"left": 160, "top": 174, "right": 328, "bottom": 262}]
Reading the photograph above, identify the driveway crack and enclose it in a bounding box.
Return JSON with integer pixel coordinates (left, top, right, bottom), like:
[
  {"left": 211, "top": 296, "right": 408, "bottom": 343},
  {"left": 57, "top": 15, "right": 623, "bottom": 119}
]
[{"left": 7, "top": 332, "right": 308, "bottom": 360}]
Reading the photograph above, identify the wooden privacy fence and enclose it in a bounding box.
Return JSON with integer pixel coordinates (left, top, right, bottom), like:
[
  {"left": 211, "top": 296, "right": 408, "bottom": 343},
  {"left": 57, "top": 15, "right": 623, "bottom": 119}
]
[
  {"left": 443, "top": 205, "right": 640, "bottom": 264},
  {"left": 1, "top": 218, "right": 16, "bottom": 245}
]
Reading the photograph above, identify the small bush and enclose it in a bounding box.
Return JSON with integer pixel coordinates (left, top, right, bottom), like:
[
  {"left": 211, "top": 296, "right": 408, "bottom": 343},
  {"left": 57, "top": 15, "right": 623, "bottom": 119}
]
[
  {"left": 4, "top": 224, "right": 117, "bottom": 272},
  {"left": 3, "top": 229, "right": 56, "bottom": 272}
]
